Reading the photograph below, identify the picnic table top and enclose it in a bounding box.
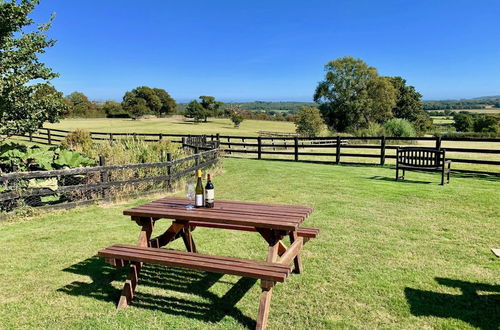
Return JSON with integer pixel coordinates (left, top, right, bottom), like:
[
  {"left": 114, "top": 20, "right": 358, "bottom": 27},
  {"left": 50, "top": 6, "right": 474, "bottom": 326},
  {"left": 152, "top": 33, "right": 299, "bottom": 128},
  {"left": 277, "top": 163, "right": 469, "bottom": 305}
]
[{"left": 123, "top": 196, "right": 313, "bottom": 231}]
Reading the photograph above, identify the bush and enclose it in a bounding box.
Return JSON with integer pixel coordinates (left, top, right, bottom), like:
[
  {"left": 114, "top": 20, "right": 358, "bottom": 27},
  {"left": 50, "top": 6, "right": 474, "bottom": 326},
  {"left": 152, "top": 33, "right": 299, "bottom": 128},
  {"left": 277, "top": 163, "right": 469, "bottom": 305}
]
[
  {"left": 61, "top": 129, "right": 93, "bottom": 154},
  {"left": 383, "top": 118, "right": 416, "bottom": 137},
  {"left": 230, "top": 112, "right": 244, "bottom": 128},
  {"left": 353, "top": 122, "right": 385, "bottom": 137},
  {"left": 453, "top": 113, "right": 474, "bottom": 132},
  {"left": 294, "top": 106, "right": 324, "bottom": 137},
  {"left": 473, "top": 115, "right": 499, "bottom": 133}
]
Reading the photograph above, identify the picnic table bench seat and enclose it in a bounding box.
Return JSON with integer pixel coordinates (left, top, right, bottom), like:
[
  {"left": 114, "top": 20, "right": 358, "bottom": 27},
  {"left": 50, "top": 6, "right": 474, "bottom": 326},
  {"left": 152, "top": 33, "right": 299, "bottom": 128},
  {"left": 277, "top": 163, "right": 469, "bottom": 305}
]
[{"left": 99, "top": 244, "right": 292, "bottom": 282}]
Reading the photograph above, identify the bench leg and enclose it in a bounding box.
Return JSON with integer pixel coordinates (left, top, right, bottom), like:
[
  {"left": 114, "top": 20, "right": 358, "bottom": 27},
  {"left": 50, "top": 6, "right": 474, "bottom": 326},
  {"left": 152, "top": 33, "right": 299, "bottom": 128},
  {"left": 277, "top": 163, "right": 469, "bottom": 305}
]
[
  {"left": 256, "top": 239, "right": 279, "bottom": 329},
  {"left": 118, "top": 217, "right": 154, "bottom": 309},
  {"left": 289, "top": 231, "right": 303, "bottom": 274},
  {"left": 181, "top": 224, "right": 197, "bottom": 253}
]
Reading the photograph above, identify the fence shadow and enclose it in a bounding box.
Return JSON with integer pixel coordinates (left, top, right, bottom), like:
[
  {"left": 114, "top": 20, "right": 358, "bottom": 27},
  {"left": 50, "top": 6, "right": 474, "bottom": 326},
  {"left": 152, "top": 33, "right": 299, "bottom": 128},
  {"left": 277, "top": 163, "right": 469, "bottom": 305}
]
[
  {"left": 405, "top": 277, "right": 500, "bottom": 330},
  {"left": 368, "top": 176, "right": 433, "bottom": 184},
  {"left": 58, "top": 256, "right": 257, "bottom": 328}
]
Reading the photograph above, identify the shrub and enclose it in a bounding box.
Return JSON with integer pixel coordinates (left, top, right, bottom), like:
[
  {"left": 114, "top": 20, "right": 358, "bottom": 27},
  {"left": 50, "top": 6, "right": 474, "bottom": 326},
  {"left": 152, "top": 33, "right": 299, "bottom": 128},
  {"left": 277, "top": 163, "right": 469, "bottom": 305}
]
[
  {"left": 230, "top": 112, "right": 244, "bottom": 128},
  {"left": 353, "top": 122, "right": 385, "bottom": 137},
  {"left": 473, "top": 115, "right": 499, "bottom": 133},
  {"left": 294, "top": 106, "right": 324, "bottom": 137},
  {"left": 453, "top": 113, "right": 474, "bottom": 132},
  {"left": 61, "top": 129, "right": 93, "bottom": 154},
  {"left": 383, "top": 118, "right": 416, "bottom": 137}
]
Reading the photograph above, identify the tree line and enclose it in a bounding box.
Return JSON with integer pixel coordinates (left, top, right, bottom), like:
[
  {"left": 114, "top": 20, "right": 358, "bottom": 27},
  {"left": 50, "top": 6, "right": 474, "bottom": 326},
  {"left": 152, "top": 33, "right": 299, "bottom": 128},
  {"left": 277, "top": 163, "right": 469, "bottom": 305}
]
[{"left": 423, "top": 97, "right": 500, "bottom": 110}]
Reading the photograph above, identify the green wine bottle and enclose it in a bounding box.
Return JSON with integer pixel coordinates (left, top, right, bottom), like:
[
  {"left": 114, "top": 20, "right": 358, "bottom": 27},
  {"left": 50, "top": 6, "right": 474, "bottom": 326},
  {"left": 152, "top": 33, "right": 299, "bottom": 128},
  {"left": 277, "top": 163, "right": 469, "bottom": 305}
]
[
  {"left": 205, "top": 173, "right": 214, "bottom": 208},
  {"left": 195, "top": 169, "right": 204, "bottom": 208}
]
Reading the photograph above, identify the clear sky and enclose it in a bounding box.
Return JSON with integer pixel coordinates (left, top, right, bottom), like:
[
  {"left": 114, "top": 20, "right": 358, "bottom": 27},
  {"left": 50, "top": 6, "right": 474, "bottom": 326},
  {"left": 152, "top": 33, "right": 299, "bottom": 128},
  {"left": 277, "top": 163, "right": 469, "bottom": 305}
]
[{"left": 31, "top": 0, "right": 500, "bottom": 102}]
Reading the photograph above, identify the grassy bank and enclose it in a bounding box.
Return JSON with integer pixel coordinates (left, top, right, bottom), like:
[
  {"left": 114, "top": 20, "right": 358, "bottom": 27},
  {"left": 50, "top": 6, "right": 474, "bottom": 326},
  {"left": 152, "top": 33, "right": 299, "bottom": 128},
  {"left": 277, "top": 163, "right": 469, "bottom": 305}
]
[{"left": 0, "top": 159, "right": 498, "bottom": 329}]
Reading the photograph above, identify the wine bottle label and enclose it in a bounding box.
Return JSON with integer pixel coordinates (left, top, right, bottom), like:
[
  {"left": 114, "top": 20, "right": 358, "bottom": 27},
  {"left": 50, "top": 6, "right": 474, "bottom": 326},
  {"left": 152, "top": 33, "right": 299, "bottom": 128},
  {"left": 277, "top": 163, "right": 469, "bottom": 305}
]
[
  {"left": 195, "top": 194, "right": 203, "bottom": 206},
  {"left": 206, "top": 189, "right": 214, "bottom": 201}
]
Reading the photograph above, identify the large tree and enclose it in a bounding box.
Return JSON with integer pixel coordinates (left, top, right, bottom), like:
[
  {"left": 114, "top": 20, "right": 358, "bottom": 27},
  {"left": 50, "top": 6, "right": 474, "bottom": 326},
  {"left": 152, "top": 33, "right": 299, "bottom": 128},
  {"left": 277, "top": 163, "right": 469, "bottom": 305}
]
[
  {"left": 388, "top": 76, "right": 432, "bottom": 133},
  {"left": 153, "top": 88, "right": 177, "bottom": 116},
  {"left": 122, "top": 86, "right": 177, "bottom": 118},
  {"left": 0, "top": 0, "right": 65, "bottom": 138},
  {"left": 199, "top": 95, "right": 223, "bottom": 122},
  {"left": 65, "top": 91, "right": 99, "bottom": 117},
  {"left": 313, "top": 57, "right": 396, "bottom": 132},
  {"left": 184, "top": 100, "right": 206, "bottom": 122}
]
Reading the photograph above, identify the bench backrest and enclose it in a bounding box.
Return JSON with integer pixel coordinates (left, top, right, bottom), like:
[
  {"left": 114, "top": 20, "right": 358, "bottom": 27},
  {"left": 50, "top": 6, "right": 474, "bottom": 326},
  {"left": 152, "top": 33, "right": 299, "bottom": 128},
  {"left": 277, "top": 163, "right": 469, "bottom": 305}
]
[{"left": 396, "top": 147, "right": 445, "bottom": 167}]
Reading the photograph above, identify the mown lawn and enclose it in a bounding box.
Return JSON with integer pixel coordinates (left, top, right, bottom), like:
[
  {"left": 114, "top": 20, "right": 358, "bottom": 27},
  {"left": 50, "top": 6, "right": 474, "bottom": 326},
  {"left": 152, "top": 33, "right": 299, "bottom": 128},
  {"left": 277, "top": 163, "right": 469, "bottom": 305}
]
[
  {"left": 44, "top": 116, "right": 296, "bottom": 137},
  {"left": 0, "top": 159, "right": 499, "bottom": 329}
]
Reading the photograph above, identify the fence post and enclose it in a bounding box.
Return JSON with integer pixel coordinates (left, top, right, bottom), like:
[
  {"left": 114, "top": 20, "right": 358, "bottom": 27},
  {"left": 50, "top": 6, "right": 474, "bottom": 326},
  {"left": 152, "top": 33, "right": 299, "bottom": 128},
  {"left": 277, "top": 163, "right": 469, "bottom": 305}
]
[
  {"left": 29, "top": 132, "right": 33, "bottom": 142},
  {"left": 257, "top": 136, "right": 262, "bottom": 160},
  {"left": 228, "top": 137, "right": 232, "bottom": 155},
  {"left": 380, "top": 136, "right": 386, "bottom": 166},
  {"left": 195, "top": 146, "right": 200, "bottom": 166},
  {"left": 109, "top": 133, "right": 113, "bottom": 142},
  {"left": 166, "top": 152, "right": 172, "bottom": 191},
  {"left": 294, "top": 137, "right": 299, "bottom": 161},
  {"left": 215, "top": 133, "right": 220, "bottom": 148},
  {"left": 99, "top": 156, "right": 109, "bottom": 199},
  {"left": 336, "top": 136, "right": 341, "bottom": 164},
  {"left": 182, "top": 137, "right": 186, "bottom": 149},
  {"left": 47, "top": 128, "right": 52, "bottom": 145},
  {"left": 435, "top": 136, "right": 442, "bottom": 150},
  {"left": 159, "top": 133, "right": 163, "bottom": 141}
]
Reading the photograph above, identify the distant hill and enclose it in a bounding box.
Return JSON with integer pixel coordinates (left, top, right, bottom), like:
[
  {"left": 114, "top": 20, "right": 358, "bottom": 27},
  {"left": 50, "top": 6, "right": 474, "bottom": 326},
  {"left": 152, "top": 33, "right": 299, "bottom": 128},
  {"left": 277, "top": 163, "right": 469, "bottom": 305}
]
[{"left": 423, "top": 96, "right": 500, "bottom": 110}]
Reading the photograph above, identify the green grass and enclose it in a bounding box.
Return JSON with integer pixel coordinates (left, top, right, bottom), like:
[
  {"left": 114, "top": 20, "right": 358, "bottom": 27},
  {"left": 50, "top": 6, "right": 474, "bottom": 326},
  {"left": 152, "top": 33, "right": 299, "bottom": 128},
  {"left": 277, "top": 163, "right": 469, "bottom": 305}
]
[
  {"left": 1, "top": 158, "right": 498, "bottom": 329},
  {"left": 45, "top": 116, "right": 296, "bottom": 137}
]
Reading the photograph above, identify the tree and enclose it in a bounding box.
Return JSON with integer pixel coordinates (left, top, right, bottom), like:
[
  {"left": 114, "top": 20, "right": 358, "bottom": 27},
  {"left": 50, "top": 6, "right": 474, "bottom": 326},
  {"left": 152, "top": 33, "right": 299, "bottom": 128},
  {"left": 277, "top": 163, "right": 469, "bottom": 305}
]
[
  {"left": 387, "top": 76, "right": 431, "bottom": 133},
  {"left": 473, "top": 115, "right": 499, "bottom": 133},
  {"left": 199, "top": 96, "right": 223, "bottom": 122},
  {"left": 294, "top": 106, "right": 324, "bottom": 137},
  {"left": 65, "top": 92, "right": 99, "bottom": 117},
  {"left": 313, "top": 57, "right": 396, "bottom": 132},
  {"left": 453, "top": 112, "right": 474, "bottom": 132},
  {"left": 153, "top": 88, "right": 177, "bottom": 116},
  {"left": 184, "top": 100, "right": 206, "bottom": 122},
  {"left": 121, "top": 86, "right": 161, "bottom": 118},
  {"left": 0, "top": 0, "right": 65, "bottom": 138},
  {"left": 226, "top": 105, "right": 244, "bottom": 128},
  {"left": 102, "top": 100, "right": 129, "bottom": 118}
]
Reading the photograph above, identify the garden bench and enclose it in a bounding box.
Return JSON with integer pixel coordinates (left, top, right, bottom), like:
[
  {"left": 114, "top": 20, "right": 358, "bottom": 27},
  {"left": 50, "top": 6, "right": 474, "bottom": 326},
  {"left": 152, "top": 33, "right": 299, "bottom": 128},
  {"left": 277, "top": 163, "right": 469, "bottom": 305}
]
[
  {"left": 98, "top": 197, "right": 317, "bottom": 329},
  {"left": 396, "top": 147, "right": 451, "bottom": 185}
]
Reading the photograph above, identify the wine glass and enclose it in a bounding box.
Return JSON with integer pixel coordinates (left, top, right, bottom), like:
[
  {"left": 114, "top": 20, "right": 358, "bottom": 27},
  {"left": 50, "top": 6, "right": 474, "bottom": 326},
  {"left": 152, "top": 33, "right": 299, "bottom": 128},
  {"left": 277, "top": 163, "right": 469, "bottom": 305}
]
[{"left": 185, "top": 182, "right": 195, "bottom": 210}]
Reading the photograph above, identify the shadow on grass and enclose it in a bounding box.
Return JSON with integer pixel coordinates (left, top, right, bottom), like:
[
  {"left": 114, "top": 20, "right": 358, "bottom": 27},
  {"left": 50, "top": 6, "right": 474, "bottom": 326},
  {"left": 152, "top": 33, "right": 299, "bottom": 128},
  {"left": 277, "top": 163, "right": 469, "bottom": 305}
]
[
  {"left": 405, "top": 277, "right": 500, "bottom": 330},
  {"left": 369, "top": 176, "right": 433, "bottom": 184},
  {"left": 58, "top": 256, "right": 256, "bottom": 328}
]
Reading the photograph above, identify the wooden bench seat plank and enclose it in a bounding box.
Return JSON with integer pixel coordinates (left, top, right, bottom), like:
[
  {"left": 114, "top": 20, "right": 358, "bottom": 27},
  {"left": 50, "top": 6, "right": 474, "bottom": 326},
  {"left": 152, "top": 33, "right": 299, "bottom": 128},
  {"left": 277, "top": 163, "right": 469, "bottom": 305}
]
[{"left": 98, "top": 245, "right": 291, "bottom": 282}]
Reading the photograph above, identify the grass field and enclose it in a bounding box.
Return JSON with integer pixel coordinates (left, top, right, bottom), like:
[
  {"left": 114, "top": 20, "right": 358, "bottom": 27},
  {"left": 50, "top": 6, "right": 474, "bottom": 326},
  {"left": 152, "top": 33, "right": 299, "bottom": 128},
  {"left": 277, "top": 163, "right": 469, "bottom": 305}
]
[
  {"left": 1, "top": 158, "right": 498, "bottom": 329},
  {"left": 45, "top": 116, "right": 296, "bottom": 137}
]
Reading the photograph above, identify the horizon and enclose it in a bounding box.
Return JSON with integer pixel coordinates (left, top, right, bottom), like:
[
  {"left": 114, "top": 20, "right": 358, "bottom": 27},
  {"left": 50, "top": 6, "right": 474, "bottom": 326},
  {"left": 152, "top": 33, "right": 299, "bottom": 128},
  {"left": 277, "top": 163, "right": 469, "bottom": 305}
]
[{"left": 31, "top": 1, "right": 500, "bottom": 102}]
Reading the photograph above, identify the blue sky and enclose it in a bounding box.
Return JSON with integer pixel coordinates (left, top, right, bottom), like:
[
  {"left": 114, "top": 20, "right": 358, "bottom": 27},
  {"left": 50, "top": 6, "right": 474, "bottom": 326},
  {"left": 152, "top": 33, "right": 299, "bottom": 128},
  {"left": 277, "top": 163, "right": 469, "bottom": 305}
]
[{"left": 31, "top": 0, "right": 500, "bottom": 102}]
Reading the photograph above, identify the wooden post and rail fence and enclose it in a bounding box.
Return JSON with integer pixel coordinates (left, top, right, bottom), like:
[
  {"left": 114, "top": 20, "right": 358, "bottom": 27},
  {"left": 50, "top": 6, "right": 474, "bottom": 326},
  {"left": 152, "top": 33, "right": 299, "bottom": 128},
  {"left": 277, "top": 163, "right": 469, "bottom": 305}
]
[{"left": 7, "top": 127, "right": 500, "bottom": 175}]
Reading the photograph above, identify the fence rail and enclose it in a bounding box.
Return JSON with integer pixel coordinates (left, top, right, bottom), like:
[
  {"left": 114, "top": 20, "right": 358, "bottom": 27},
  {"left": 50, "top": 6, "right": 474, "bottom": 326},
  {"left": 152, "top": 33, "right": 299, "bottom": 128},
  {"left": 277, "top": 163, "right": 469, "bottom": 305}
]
[
  {"left": 8, "top": 128, "right": 500, "bottom": 175},
  {"left": 0, "top": 149, "right": 219, "bottom": 212}
]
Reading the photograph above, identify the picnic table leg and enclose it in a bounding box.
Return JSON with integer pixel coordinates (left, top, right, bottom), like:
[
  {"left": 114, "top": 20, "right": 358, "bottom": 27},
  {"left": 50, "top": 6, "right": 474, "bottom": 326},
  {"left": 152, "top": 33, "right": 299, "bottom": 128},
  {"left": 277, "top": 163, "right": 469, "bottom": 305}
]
[
  {"left": 256, "top": 233, "right": 280, "bottom": 330},
  {"left": 181, "top": 224, "right": 197, "bottom": 253},
  {"left": 289, "top": 231, "right": 303, "bottom": 274},
  {"left": 118, "top": 217, "right": 154, "bottom": 309}
]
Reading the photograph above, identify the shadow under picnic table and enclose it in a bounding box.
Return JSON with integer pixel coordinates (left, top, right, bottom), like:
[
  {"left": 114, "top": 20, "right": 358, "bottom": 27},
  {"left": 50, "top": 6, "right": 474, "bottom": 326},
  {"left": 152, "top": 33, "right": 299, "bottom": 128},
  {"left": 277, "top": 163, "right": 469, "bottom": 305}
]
[
  {"left": 58, "top": 256, "right": 257, "bottom": 328},
  {"left": 405, "top": 277, "right": 500, "bottom": 330}
]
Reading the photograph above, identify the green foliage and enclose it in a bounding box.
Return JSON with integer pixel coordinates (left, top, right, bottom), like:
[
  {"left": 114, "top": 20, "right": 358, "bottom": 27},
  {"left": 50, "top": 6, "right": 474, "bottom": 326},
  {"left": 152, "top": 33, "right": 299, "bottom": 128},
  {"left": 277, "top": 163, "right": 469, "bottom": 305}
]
[
  {"left": 423, "top": 96, "right": 500, "bottom": 110},
  {"left": 101, "top": 100, "right": 129, "bottom": 118},
  {"left": 64, "top": 92, "right": 104, "bottom": 118},
  {"left": 60, "top": 129, "right": 93, "bottom": 154},
  {"left": 453, "top": 113, "right": 474, "bottom": 132},
  {"left": 122, "top": 86, "right": 176, "bottom": 119},
  {"left": 184, "top": 100, "right": 207, "bottom": 122},
  {"left": 0, "top": 0, "right": 65, "bottom": 138},
  {"left": 199, "top": 96, "right": 224, "bottom": 121},
  {"left": 314, "top": 57, "right": 396, "bottom": 132},
  {"left": 294, "top": 106, "right": 324, "bottom": 137},
  {"left": 383, "top": 118, "right": 416, "bottom": 137},
  {"left": 353, "top": 122, "right": 385, "bottom": 137},
  {"left": 473, "top": 115, "right": 499, "bottom": 133},
  {"left": 0, "top": 142, "right": 95, "bottom": 173},
  {"left": 226, "top": 105, "right": 244, "bottom": 128}
]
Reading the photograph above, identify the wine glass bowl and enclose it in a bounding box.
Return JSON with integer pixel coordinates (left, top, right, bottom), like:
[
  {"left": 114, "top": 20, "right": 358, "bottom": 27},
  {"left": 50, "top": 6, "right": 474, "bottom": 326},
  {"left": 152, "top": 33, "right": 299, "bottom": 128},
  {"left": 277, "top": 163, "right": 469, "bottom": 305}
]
[{"left": 185, "top": 182, "right": 195, "bottom": 210}]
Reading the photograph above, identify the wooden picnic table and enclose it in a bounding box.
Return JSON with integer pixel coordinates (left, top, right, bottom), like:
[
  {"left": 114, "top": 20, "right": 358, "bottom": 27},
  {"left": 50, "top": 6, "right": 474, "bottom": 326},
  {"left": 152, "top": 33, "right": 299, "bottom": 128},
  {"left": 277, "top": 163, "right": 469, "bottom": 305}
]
[{"left": 98, "top": 196, "right": 318, "bottom": 329}]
